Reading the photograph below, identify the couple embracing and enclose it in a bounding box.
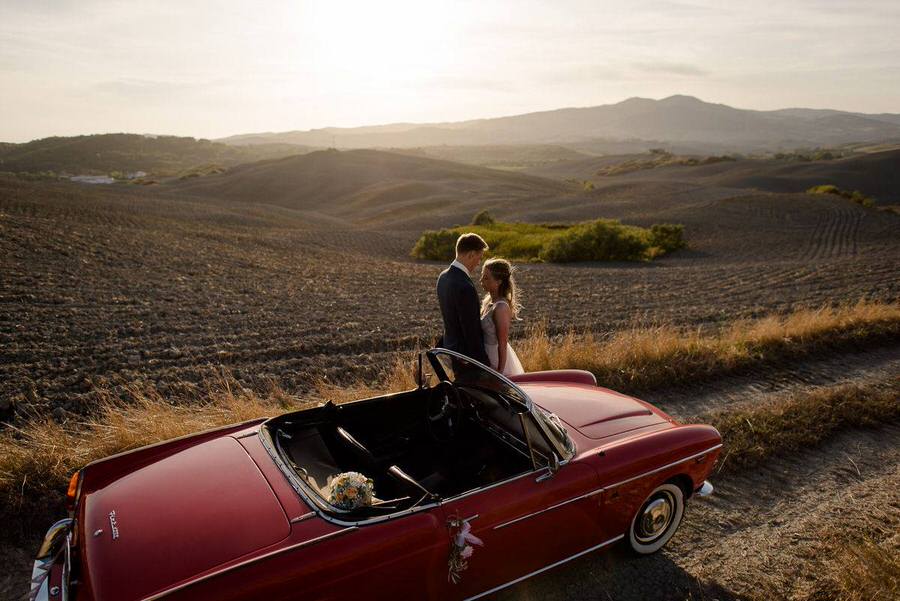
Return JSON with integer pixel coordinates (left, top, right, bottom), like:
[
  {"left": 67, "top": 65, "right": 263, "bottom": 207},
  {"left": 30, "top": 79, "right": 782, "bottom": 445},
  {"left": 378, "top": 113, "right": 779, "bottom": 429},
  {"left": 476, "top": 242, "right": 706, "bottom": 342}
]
[{"left": 436, "top": 233, "right": 525, "bottom": 376}]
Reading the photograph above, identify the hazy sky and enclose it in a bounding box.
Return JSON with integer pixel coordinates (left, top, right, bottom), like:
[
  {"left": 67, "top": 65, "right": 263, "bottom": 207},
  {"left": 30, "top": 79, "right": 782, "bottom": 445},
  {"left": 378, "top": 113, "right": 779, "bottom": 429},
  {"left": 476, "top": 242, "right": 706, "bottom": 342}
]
[{"left": 2, "top": 0, "right": 899, "bottom": 142}]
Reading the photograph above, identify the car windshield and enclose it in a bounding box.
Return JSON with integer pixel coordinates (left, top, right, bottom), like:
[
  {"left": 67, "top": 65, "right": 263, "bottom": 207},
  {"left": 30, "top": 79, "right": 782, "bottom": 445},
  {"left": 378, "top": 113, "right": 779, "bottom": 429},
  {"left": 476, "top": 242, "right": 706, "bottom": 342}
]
[
  {"left": 426, "top": 350, "right": 530, "bottom": 409},
  {"left": 426, "top": 349, "right": 575, "bottom": 462}
]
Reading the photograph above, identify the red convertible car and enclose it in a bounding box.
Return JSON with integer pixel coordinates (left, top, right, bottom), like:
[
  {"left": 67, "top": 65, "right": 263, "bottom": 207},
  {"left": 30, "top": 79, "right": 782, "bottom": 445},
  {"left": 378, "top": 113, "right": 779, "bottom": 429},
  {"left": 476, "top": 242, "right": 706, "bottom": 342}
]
[{"left": 31, "top": 349, "right": 721, "bottom": 601}]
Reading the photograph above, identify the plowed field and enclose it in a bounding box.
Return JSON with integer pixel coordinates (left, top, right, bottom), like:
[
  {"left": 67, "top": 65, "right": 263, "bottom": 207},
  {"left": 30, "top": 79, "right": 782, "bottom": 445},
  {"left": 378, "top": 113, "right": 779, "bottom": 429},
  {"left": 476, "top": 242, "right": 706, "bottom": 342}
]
[{"left": 1, "top": 148, "right": 898, "bottom": 600}]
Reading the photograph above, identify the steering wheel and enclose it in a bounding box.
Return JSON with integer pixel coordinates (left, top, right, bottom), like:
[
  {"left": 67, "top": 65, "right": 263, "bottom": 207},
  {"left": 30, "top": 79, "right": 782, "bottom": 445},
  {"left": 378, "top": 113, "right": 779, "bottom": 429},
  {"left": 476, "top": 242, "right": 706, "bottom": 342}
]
[{"left": 426, "top": 381, "right": 461, "bottom": 443}]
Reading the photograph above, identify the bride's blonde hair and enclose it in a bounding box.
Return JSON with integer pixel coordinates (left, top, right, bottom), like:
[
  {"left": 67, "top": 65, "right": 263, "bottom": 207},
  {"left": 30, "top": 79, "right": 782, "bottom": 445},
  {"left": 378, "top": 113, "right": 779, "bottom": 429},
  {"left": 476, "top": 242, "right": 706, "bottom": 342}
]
[{"left": 481, "top": 258, "right": 522, "bottom": 319}]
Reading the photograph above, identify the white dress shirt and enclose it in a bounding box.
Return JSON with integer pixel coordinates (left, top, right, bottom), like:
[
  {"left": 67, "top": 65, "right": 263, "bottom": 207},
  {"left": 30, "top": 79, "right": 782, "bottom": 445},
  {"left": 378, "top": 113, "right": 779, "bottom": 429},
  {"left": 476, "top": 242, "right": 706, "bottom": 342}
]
[{"left": 450, "top": 259, "right": 471, "bottom": 277}]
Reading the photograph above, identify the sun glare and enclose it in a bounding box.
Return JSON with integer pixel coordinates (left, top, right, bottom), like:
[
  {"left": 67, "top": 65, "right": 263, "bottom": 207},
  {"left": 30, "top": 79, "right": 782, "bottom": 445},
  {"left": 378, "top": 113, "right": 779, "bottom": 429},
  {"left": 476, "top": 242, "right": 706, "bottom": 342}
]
[{"left": 308, "top": 0, "right": 456, "bottom": 91}]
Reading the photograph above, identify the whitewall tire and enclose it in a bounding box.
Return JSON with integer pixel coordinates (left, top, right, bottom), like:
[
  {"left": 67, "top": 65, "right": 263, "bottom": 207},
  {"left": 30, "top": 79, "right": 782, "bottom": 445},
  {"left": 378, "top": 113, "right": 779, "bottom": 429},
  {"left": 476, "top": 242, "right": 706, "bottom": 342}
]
[{"left": 627, "top": 483, "right": 685, "bottom": 555}]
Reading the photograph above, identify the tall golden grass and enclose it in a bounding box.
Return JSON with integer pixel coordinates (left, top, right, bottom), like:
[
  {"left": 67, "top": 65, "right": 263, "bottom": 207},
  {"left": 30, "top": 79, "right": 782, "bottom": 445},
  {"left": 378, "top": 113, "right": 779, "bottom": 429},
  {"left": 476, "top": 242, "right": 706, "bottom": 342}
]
[
  {"left": 702, "top": 379, "right": 900, "bottom": 474},
  {"left": 806, "top": 538, "right": 900, "bottom": 601},
  {"left": 517, "top": 299, "right": 900, "bottom": 392},
  {"left": 313, "top": 354, "right": 418, "bottom": 404},
  {"left": 0, "top": 380, "right": 300, "bottom": 515}
]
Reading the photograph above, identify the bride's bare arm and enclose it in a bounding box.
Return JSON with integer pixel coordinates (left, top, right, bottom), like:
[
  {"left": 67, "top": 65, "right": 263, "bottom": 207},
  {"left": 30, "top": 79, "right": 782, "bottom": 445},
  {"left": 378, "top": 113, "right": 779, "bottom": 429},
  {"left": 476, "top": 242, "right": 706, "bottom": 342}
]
[{"left": 493, "top": 302, "right": 511, "bottom": 373}]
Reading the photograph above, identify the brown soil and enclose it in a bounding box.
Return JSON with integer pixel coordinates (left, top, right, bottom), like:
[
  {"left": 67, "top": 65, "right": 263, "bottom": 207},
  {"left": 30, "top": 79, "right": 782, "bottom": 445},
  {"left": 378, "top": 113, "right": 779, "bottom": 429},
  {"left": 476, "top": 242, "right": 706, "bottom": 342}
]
[
  {"left": 2, "top": 154, "right": 898, "bottom": 420},
  {"left": 526, "top": 149, "right": 900, "bottom": 204}
]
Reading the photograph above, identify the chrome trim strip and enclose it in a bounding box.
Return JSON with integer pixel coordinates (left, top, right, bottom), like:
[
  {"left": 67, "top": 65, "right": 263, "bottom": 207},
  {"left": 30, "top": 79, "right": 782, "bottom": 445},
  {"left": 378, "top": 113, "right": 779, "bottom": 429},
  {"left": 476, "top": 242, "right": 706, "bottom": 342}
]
[
  {"left": 142, "top": 527, "right": 357, "bottom": 601},
  {"left": 492, "top": 444, "right": 723, "bottom": 532},
  {"left": 289, "top": 512, "right": 316, "bottom": 524},
  {"left": 463, "top": 535, "right": 624, "bottom": 601},
  {"left": 603, "top": 444, "right": 723, "bottom": 491},
  {"left": 493, "top": 487, "right": 605, "bottom": 530}
]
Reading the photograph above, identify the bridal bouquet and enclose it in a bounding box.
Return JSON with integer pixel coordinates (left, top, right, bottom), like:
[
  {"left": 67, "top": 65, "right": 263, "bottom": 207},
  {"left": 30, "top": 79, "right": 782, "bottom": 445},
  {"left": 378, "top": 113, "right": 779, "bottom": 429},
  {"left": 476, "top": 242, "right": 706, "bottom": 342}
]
[
  {"left": 447, "top": 516, "right": 484, "bottom": 584},
  {"left": 328, "top": 472, "right": 375, "bottom": 510}
]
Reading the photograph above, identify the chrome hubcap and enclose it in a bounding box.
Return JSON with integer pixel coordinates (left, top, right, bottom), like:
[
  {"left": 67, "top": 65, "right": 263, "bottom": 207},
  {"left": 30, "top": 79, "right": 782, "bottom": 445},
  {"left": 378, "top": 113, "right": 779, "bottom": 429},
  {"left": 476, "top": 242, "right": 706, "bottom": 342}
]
[{"left": 635, "top": 492, "right": 674, "bottom": 543}]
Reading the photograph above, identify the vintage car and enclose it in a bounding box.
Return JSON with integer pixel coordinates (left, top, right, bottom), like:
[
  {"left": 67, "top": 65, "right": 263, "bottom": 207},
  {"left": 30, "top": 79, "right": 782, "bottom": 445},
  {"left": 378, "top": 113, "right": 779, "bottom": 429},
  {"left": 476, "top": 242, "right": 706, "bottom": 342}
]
[{"left": 31, "top": 349, "right": 721, "bottom": 601}]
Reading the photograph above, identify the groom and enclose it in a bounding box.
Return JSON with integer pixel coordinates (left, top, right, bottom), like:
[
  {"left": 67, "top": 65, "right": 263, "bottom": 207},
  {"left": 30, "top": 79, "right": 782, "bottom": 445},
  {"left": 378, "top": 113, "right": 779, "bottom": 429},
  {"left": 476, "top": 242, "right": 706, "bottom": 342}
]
[{"left": 437, "top": 233, "right": 490, "bottom": 366}]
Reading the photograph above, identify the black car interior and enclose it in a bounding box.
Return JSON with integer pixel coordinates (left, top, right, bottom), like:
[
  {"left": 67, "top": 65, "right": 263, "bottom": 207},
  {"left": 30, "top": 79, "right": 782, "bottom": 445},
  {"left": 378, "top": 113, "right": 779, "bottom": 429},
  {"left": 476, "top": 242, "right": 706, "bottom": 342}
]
[{"left": 265, "top": 381, "right": 553, "bottom": 519}]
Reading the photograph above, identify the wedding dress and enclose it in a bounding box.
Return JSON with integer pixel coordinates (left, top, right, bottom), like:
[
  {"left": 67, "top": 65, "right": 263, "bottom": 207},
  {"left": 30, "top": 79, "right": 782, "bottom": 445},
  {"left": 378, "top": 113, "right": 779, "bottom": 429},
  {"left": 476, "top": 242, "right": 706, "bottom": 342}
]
[{"left": 481, "top": 299, "right": 525, "bottom": 376}]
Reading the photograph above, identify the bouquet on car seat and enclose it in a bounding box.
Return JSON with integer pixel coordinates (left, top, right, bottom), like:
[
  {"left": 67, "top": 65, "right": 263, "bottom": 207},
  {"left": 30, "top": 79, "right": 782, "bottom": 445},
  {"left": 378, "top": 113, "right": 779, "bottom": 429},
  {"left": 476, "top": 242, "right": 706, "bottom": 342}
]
[{"left": 328, "top": 472, "right": 375, "bottom": 510}]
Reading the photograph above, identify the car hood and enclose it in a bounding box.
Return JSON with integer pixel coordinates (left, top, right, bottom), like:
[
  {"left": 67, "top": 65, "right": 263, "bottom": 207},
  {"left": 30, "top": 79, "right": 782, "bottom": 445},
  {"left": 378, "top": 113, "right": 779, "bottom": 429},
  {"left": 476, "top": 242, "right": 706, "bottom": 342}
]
[
  {"left": 522, "top": 383, "right": 669, "bottom": 440},
  {"left": 82, "top": 436, "right": 290, "bottom": 601}
]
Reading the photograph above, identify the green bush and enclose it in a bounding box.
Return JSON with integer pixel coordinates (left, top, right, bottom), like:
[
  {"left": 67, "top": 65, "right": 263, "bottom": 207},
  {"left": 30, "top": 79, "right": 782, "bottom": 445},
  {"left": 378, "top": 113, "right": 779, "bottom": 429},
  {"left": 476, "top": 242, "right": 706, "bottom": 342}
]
[
  {"left": 806, "top": 184, "right": 875, "bottom": 208},
  {"left": 650, "top": 224, "right": 686, "bottom": 252},
  {"left": 412, "top": 218, "right": 687, "bottom": 263},
  {"left": 539, "top": 220, "right": 649, "bottom": 262},
  {"left": 807, "top": 184, "right": 841, "bottom": 195},
  {"left": 411, "top": 229, "right": 459, "bottom": 261},
  {"left": 471, "top": 210, "right": 496, "bottom": 226}
]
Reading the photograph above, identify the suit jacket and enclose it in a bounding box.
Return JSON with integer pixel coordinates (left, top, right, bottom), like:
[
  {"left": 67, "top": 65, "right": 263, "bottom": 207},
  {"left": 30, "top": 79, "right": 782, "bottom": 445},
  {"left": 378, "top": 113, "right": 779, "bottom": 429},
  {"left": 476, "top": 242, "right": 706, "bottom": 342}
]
[{"left": 436, "top": 265, "right": 490, "bottom": 365}]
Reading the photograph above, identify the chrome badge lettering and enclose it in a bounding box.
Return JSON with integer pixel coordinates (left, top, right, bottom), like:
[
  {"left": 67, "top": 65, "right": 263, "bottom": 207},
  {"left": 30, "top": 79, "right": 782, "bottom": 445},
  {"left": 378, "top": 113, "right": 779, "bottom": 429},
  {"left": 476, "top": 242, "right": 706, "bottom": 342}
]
[{"left": 108, "top": 510, "right": 120, "bottom": 540}]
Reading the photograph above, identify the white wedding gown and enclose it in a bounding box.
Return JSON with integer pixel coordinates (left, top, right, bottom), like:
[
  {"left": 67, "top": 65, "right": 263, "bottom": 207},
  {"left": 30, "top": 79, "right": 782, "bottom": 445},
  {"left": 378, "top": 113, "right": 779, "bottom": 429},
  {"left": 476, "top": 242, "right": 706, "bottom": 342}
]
[{"left": 481, "top": 300, "right": 525, "bottom": 376}]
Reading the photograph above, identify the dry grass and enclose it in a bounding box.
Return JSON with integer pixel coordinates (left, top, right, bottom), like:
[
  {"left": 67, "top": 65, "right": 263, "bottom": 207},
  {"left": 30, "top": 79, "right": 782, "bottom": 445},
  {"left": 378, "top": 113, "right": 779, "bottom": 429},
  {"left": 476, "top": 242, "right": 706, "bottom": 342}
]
[
  {"left": 703, "top": 379, "right": 900, "bottom": 474},
  {"left": 517, "top": 300, "right": 900, "bottom": 393},
  {"left": 803, "top": 537, "right": 900, "bottom": 601},
  {"left": 313, "top": 354, "right": 418, "bottom": 403},
  {"left": 0, "top": 378, "right": 301, "bottom": 517}
]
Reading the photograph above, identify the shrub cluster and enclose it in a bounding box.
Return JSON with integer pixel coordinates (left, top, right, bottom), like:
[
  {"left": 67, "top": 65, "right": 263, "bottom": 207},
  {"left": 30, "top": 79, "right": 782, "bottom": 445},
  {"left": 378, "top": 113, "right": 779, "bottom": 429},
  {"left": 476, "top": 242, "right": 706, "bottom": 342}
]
[
  {"left": 471, "top": 210, "right": 496, "bottom": 226},
  {"left": 596, "top": 152, "right": 737, "bottom": 176},
  {"left": 806, "top": 184, "right": 875, "bottom": 208},
  {"left": 540, "top": 219, "right": 649, "bottom": 262},
  {"left": 411, "top": 213, "right": 685, "bottom": 263}
]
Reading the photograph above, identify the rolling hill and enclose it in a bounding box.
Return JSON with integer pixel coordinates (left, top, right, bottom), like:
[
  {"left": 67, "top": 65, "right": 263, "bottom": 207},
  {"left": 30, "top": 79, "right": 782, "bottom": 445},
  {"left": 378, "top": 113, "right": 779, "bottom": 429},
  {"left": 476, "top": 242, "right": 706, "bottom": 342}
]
[
  {"left": 527, "top": 149, "right": 900, "bottom": 204},
  {"left": 0, "top": 134, "right": 313, "bottom": 176},
  {"left": 169, "top": 148, "right": 573, "bottom": 225},
  {"left": 217, "top": 95, "right": 900, "bottom": 153}
]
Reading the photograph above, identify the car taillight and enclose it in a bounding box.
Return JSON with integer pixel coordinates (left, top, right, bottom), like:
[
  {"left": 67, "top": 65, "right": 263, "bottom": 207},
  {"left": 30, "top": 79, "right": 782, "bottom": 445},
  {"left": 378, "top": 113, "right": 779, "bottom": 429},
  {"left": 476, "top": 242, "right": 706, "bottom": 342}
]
[{"left": 66, "top": 470, "right": 81, "bottom": 510}]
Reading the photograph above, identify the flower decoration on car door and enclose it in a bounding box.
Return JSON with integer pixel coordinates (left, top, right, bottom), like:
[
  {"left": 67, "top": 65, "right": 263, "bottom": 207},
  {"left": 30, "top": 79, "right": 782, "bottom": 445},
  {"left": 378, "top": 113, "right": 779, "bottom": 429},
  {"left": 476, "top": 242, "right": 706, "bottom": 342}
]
[{"left": 447, "top": 515, "right": 483, "bottom": 584}]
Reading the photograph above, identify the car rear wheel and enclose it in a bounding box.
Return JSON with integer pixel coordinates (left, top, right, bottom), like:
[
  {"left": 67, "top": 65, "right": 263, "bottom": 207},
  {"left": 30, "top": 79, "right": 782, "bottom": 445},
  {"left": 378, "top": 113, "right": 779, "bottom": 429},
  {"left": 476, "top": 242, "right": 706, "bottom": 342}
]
[{"left": 627, "top": 483, "right": 684, "bottom": 554}]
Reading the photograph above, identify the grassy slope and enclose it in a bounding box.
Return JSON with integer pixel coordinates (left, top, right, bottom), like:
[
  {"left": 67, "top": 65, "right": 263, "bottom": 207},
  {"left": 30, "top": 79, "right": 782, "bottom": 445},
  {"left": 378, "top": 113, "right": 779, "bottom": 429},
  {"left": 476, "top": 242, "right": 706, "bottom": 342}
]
[{"left": 0, "top": 133, "right": 308, "bottom": 176}]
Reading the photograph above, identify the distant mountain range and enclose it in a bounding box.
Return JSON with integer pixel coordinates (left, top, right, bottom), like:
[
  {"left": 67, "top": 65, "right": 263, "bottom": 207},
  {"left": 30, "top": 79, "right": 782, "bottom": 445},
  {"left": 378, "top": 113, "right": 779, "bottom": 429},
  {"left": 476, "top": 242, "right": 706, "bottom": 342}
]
[{"left": 217, "top": 95, "right": 900, "bottom": 153}]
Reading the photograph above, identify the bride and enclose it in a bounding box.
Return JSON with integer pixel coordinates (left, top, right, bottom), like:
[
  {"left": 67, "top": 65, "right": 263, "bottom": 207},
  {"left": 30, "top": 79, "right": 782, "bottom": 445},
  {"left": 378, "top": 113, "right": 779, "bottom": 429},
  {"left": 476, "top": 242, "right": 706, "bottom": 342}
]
[{"left": 478, "top": 258, "right": 525, "bottom": 376}]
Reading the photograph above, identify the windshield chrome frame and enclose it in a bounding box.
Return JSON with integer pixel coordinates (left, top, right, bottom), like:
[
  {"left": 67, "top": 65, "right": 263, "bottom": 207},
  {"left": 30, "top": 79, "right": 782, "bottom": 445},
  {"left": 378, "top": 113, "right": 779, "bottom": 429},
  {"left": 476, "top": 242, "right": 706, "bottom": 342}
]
[{"left": 425, "top": 348, "right": 575, "bottom": 462}]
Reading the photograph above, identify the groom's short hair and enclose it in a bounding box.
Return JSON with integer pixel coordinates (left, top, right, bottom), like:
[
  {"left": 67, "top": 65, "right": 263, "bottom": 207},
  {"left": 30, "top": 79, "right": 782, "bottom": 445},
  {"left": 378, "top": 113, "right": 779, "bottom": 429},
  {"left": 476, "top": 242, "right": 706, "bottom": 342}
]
[{"left": 456, "top": 233, "right": 489, "bottom": 254}]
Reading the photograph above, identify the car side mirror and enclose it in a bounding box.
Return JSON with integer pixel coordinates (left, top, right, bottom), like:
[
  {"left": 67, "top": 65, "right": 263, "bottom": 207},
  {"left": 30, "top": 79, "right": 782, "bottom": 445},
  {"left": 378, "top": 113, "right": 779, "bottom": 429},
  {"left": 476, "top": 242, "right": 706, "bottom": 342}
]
[{"left": 536, "top": 453, "right": 561, "bottom": 482}]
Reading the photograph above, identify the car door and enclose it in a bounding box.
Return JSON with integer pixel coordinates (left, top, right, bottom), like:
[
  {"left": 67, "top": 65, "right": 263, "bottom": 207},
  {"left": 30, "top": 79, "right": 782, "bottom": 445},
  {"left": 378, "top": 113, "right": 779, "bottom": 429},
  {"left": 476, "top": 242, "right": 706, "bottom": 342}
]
[
  {"left": 436, "top": 460, "right": 604, "bottom": 600},
  {"left": 286, "top": 508, "right": 451, "bottom": 600},
  {"left": 180, "top": 506, "right": 451, "bottom": 601}
]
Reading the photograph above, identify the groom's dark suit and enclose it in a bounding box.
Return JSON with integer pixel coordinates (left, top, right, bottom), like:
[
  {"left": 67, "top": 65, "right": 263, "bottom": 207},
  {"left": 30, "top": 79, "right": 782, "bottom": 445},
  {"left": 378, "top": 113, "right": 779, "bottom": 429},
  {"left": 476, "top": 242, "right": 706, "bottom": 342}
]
[{"left": 437, "top": 264, "right": 490, "bottom": 365}]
